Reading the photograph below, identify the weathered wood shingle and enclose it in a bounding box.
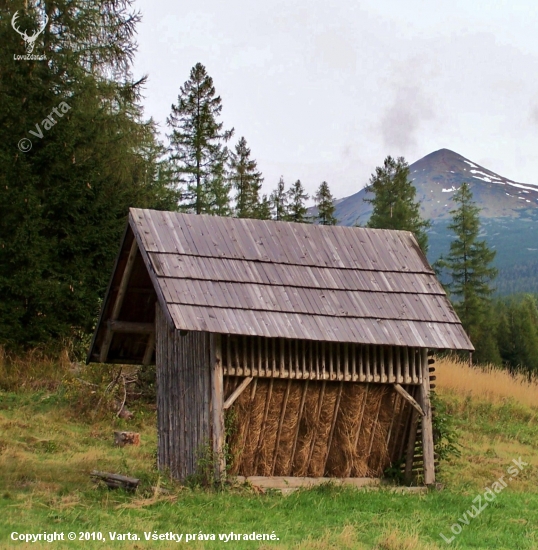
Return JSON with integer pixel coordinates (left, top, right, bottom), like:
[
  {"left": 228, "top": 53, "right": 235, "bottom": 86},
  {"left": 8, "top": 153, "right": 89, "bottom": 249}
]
[{"left": 126, "top": 208, "right": 472, "bottom": 350}]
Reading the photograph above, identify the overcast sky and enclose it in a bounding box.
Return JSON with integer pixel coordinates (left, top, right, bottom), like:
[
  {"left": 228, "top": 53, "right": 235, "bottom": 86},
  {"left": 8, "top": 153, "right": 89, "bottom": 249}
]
[{"left": 132, "top": 0, "right": 538, "bottom": 201}]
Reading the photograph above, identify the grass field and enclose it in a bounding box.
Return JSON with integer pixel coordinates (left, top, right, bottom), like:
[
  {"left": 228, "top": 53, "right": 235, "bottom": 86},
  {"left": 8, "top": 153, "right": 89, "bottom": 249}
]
[{"left": 0, "top": 354, "right": 537, "bottom": 549}]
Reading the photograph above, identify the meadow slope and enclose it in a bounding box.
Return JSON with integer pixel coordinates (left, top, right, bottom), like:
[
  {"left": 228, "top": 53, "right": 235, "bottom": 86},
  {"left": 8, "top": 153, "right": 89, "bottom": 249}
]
[{"left": 0, "top": 354, "right": 536, "bottom": 549}]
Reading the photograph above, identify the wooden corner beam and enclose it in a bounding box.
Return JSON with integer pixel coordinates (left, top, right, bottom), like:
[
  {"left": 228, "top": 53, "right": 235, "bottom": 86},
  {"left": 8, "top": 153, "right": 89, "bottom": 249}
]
[
  {"left": 393, "top": 383, "right": 424, "bottom": 417},
  {"left": 223, "top": 377, "right": 253, "bottom": 410}
]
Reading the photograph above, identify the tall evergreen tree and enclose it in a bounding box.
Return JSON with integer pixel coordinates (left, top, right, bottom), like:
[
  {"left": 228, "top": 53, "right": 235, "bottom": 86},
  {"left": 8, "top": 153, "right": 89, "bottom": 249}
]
[
  {"left": 314, "top": 181, "right": 337, "bottom": 225},
  {"left": 435, "top": 183, "right": 498, "bottom": 362},
  {"left": 229, "top": 136, "right": 264, "bottom": 219},
  {"left": 270, "top": 176, "right": 289, "bottom": 221},
  {"left": 286, "top": 180, "right": 310, "bottom": 223},
  {"left": 0, "top": 0, "right": 176, "bottom": 347},
  {"left": 365, "top": 156, "right": 430, "bottom": 252},
  {"left": 256, "top": 195, "right": 272, "bottom": 220},
  {"left": 206, "top": 152, "right": 232, "bottom": 217},
  {"left": 167, "top": 63, "right": 233, "bottom": 214},
  {"left": 496, "top": 296, "right": 538, "bottom": 375}
]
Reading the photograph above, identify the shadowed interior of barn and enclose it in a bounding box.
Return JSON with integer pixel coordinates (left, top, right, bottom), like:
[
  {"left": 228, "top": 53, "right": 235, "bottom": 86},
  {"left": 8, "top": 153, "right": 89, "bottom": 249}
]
[{"left": 88, "top": 208, "right": 473, "bottom": 486}]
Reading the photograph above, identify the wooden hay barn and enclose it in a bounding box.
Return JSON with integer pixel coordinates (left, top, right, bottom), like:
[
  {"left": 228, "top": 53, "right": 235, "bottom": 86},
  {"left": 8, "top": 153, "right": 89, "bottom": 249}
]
[{"left": 88, "top": 208, "right": 473, "bottom": 486}]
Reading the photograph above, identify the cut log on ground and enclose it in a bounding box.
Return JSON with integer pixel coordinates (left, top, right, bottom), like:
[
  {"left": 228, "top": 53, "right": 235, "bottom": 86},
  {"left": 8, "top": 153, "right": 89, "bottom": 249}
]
[
  {"left": 90, "top": 470, "right": 140, "bottom": 490},
  {"left": 114, "top": 431, "right": 140, "bottom": 447}
]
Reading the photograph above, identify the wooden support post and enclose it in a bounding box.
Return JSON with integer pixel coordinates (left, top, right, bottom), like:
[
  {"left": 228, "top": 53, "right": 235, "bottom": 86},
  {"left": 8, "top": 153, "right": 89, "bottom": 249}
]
[
  {"left": 99, "top": 238, "right": 138, "bottom": 363},
  {"left": 346, "top": 383, "right": 369, "bottom": 477},
  {"left": 359, "top": 345, "right": 365, "bottom": 382},
  {"left": 396, "top": 346, "right": 402, "bottom": 383},
  {"left": 351, "top": 343, "right": 356, "bottom": 381},
  {"left": 224, "top": 377, "right": 253, "bottom": 410},
  {"left": 272, "top": 379, "right": 292, "bottom": 475},
  {"left": 211, "top": 334, "right": 225, "bottom": 482},
  {"left": 257, "top": 337, "right": 262, "bottom": 377},
  {"left": 280, "top": 338, "right": 285, "bottom": 377},
  {"left": 393, "top": 384, "right": 424, "bottom": 417},
  {"left": 294, "top": 340, "right": 299, "bottom": 379},
  {"left": 249, "top": 336, "right": 255, "bottom": 376},
  {"left": 419, "top": 348, "right": 435, "bottom": 485},
  {"left": 142, "top": 332, "right": 155, "bottom": 366},
  {"left": 367, "top": 388, "right": 384, "bottom": 457},
  {"left": 272, "top": 339, "right": 276, "bottom": 377},
  {"left": 253, "top": 378, "right": 274, "bottom": 473},
  {"left": 226, "top": 337, "right": 233, "bottom": 375},
  {"left": 323, "top": 381, "right": 343, "bottom": 473},
  {"left": 385, "top": 393, "right": 400, "bottom": 452},
  {"left": 363, "top": 346, "right": 368, "bottom": 381},
  {"left": 306, "top": 381, "right": 326, "bottom": 471},
  {"left": 404, "top": 347, "right": 410, "bottom": 384},
  {"left": 290, "top": 380, "right": 309, "bottom": 471},
  {"left": 380, "top": 347, "right": 387, "bottom": 383}
]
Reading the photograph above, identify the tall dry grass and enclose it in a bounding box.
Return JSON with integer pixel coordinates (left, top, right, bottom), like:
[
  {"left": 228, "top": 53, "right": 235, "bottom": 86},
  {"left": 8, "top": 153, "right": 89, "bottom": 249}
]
[
  {"left": 0, "top": 345, "right": 74, "bottom": 392},
  {"left": 435, "top": 355, "right": 538, "bottom": 409}
]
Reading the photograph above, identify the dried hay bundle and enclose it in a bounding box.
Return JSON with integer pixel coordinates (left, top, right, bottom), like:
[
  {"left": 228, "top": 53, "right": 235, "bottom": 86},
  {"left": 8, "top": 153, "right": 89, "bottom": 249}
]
[{"left": 226, "top": 378, "right": 412, "bottom": 478}]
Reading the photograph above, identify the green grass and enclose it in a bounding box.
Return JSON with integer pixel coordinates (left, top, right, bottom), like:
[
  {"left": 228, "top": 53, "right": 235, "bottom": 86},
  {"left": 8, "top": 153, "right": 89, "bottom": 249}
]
[{"left": 1, "top": 382, "right": 537, "bottom": 549}]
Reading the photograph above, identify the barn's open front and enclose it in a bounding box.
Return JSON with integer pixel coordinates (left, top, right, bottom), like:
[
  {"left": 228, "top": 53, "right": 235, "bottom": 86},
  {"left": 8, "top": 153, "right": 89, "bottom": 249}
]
[{"left": 88, "top": 208, "right": 473, "bottom": 486}]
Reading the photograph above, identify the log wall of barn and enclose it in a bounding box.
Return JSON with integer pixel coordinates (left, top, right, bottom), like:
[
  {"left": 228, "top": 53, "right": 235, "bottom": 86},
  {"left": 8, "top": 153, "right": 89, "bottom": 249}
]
[{"left": 155, "top": 306, "right": 212, "bottom": 480}]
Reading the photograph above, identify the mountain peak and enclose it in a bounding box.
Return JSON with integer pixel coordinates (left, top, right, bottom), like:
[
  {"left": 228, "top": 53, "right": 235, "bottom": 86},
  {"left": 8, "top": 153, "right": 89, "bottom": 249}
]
[{"left": 332, "top": 149, "right": 538, "bottom": 227}]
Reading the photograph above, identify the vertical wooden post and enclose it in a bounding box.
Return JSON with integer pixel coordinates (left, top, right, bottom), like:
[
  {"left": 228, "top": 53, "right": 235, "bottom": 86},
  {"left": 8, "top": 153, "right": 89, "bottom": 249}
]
[
  {"left": 419, "top": 348, "right": 435, "bottom": 485},
  {"left": 211, "top": 334, "right": 225, "bottom": 482}
]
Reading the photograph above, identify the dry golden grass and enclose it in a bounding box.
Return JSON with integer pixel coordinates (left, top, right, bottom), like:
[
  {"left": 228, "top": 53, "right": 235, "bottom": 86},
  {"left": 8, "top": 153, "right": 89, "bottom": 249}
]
[{"left": 435, "top": 355, "right": 538, "bottom": 409}]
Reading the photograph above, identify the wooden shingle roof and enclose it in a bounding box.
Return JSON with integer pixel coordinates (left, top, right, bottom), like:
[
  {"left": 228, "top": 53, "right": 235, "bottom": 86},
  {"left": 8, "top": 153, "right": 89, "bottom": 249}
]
[{"left": 89, "top": 208, "right": 473, "bottom": 364}]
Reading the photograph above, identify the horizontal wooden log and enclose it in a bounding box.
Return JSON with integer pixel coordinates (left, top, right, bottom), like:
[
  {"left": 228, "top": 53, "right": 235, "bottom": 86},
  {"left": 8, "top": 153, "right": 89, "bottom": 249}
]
[
  {"left": 393, "top": 384, "right": 424, "bottom": 416},
  {"left": 107, "top": 320, "right": 155, "bottom": 334},
  {"left": 90, "top": 470, "right": 139, "bottom": 490}
]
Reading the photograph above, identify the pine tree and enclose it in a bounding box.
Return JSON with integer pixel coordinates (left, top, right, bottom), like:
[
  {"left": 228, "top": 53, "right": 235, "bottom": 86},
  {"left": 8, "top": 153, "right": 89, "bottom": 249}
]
[
  {"left": 287, "top": 180, "right": 310, "bottom": 223},
  {"left": 167, "top": 63, "right": 233, "bottom": 214},
  {"left": 229, "top": 137, "right": 264, "bottom": 218},
  {"left": 206, "top": 152, "right": 232, "bottom": 217},
  {"left": 365, "top": 156, "right": 430, "bottom": 252},
  {"left": 314, "top": 181, "right": 337, "bottom": 225},
  {"left": 436, "top": 183, "right": 498, "bottom": 360},
  {"left": 0, "top": 0, "right": 176, "bottom": 348},
  {"left": 497, "top": 296, "right": 538, "bottom": 375},
  {"left": 270, "top": 176, "right": 289, "bottom": 221},
  {"left": 256, "top": 195, "right": 272, "bottom": 221}
]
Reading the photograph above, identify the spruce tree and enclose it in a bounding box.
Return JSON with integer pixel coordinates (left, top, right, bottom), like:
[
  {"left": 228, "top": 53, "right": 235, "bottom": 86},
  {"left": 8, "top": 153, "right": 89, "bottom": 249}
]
[
  {"left": 229, "top": 137, "right": 264, "bottom": 218},
  {"left": 436, "top": 183, "right": 498, "bottom": 361},
  {"left": 167, "top": 63, "right": 233, "bottom": 214},
  {"left": 0, "top": 0, "right": 176, "bottom": 348},
  {"left": 256, "top": 195, "right": 272, "bottom": 220},
  {"left": 270, "top": 176, "right": 289, "bottom": 221},
  {"left": 286, "top": 180, "right": 310, "bottom": 223},
  {"left": 206, "top": 153, "right": 232, "bottom": 217},
  {"left": 314, "top": 181, "right": 337, "bottom": 225},
  {"left": 365, "top": 156, "right": 430, "bottom": 252}
]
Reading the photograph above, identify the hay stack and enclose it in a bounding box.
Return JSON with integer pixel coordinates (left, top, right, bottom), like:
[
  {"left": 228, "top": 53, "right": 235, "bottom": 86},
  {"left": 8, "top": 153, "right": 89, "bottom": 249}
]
[{"left": 226, "top": 379, "right": 414, "bottom": 478}]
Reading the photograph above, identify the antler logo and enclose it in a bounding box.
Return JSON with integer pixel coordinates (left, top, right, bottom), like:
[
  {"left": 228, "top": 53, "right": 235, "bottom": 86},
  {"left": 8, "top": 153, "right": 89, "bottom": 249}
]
[{"left": 12, "top": 10, "right": 48, "bottom": 54}]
